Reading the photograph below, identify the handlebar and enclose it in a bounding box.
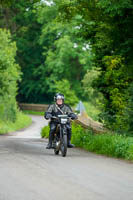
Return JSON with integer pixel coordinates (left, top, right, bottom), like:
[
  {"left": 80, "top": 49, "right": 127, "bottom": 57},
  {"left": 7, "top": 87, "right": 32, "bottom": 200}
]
[{"left": 51, "top": 115, "right": 71, "bottom": 119}]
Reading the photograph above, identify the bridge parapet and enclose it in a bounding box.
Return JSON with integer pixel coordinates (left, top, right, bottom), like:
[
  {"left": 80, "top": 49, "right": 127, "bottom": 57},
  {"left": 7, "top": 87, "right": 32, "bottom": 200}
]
[
  {"left": 19, "top": 103, "right": 107, "bottom": 133},
  {"left": 18, "top": 103, "right": 48, "bottom": 112}
]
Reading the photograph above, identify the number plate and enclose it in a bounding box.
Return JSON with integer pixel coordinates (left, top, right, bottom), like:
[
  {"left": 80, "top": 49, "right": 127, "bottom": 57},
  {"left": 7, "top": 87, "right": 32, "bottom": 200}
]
[{"left": 61, "top": 118, "right": 67, "bottom": 124}]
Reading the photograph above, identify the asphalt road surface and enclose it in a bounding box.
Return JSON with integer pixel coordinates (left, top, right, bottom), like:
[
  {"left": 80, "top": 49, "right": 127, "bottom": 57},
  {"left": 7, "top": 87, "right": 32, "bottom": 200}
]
[{"left": 0, "top": 115, "right": 133, "bottom": 200}]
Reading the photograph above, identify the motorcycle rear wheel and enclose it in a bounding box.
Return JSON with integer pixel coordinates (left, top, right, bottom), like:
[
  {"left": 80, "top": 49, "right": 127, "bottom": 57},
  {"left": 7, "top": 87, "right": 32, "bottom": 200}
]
[{"left": 54, "top": 149, "right": 59, "bottom": 155}]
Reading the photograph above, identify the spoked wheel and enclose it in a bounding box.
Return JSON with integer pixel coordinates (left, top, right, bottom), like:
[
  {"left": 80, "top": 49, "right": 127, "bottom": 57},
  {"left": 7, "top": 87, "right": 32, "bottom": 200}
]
[
  {"left": 60, "top": 135, "right": 67, "bottom": 157},
  {"left": 54, "top": 140, "right": 60, "bottom": 155}
]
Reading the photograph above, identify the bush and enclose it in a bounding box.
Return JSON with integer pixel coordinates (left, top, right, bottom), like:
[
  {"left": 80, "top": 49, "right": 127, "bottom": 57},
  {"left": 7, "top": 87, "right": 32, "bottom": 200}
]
[
  {"left": 71, "top": 123, "right": 85, "bottom": 147},
  {"left": 126, "top": 144, "right": 133, "bottom": 160},
  {"left": 71, "top": 123, "right": 133, "bottom": 160},
  {"left": 41, "top": 125, "right": 50, "bottom": 138}
]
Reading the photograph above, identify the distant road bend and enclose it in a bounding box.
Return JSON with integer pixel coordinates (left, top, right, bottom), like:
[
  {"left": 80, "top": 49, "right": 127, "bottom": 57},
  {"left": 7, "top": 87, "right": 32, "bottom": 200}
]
[{"left": 0, "top": 115, "right": 133, "bottom": 200}]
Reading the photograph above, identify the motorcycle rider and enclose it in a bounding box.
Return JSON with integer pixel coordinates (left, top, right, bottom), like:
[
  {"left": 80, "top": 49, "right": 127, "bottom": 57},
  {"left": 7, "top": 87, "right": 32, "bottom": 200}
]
[{"left": 44, "top": 93, "right": 78, "bottom": 149}]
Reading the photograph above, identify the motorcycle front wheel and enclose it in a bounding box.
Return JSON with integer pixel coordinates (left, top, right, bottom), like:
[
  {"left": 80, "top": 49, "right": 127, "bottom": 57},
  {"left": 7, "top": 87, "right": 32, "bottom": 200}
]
[
  {"left": 54, "top": 140, "right": 60, "bottom": 155},
  {"left": 60, "top": 134, "right": 67, "bottom": 157}
]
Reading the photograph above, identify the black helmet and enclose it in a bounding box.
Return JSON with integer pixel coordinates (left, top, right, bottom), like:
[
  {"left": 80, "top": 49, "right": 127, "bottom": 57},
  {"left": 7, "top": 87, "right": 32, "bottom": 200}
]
[{"left": 54, "top": 93, "right": 65, "bottom": 101}]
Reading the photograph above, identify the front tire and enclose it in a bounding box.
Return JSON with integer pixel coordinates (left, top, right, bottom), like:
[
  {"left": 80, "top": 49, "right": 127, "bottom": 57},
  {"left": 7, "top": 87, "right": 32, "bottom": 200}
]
[
  {"left": 61, "top": 134, "right": 67, "bottom": 157},
  {"left": 54, "top": 139, "right": 60, "bottom": 155}
]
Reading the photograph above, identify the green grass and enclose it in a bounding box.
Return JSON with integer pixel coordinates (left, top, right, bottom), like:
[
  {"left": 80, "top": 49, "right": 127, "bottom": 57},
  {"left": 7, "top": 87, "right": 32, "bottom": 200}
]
[
  {"left": 0, "top": 111, "right": 32, "bottom": 134},
  {"left": 83, "top": 101, "right": 101, "bottom": 121},
  {"left": 22, "top": 110, "right": 44, "bottom": 116},
  {"left": 71, "top": 122, "right": 133, "bottom": 161},
  {"left": 41, "top": 122, "right": 133, "bottom": 162}
]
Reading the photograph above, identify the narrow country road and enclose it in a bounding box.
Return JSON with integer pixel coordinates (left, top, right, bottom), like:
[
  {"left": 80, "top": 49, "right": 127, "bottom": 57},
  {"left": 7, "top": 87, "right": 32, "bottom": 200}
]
[{"left": 0, "top": 115, "right": 133, "bottom": 200}]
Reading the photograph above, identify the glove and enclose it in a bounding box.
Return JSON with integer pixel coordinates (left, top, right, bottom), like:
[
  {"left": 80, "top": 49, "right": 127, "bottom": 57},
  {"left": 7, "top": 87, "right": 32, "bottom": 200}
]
[
  {"left": 68, "top": 113, "right": 78, "bottom": 120},
  {"left": 45, "top": 113, "right": 52, "bottom": 119}
]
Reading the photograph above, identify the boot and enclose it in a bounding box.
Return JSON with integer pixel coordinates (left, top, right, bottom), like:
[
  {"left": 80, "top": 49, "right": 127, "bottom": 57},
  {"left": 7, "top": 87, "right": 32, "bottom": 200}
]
[
  {"left": 46, "top": 132, "right": 53, "bottom": 149},
  {"left": 46, "top": 142, "right": 52, "bottom": 149},
  {"left": 67, "top": 128, "right": 74, "bottom": 148},
  {"left": 67, "top": 140, "right": 74, "bottom": 148}
]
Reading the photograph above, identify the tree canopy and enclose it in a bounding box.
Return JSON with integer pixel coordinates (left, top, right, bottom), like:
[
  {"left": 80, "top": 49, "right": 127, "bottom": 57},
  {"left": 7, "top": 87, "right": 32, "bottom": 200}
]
[{"left": 1, "top": 0, "right": 133, "bottom": 132}]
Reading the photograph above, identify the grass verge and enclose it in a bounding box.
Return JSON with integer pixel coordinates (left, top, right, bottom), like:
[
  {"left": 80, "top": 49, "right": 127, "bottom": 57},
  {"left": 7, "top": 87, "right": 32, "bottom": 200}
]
[
  {"left": 0, "top": 111, "right": 32, "bottom": 134},
  {"left": 22, "top": 110, "right": 44, "bottom": 116},
  {"left": 41, "top": 122, "right": 133, "bottom": 161}
]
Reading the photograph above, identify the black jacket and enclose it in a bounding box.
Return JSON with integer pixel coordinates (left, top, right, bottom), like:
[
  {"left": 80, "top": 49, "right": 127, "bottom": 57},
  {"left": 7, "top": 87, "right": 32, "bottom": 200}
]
[{"left": 44, "top": 103, "right": 77, "bottom": 121}]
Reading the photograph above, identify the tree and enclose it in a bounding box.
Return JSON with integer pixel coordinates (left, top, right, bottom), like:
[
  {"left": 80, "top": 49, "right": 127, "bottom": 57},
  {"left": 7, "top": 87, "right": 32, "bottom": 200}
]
[
  {"left": 55, "top": 0, "right": 133, "bottom": 132},
  {"left": 0, "top": 1, "right": 93, "bottom": 104},
  {"left": 37, "top": 4, "right": 93, "bottom": 99},
  {"left": 0, "top": 0, "right": 45, "bottom": 103},
  {"left": 0, "top": 29, "right": 21, "bottom": 122}
]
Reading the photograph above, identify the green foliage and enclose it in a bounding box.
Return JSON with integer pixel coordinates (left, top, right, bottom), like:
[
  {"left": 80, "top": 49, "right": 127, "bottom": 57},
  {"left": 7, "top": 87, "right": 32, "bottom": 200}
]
[
  {"left": 41, "top": 125, "right": 50, "bottom": 138},
  {"left": 82, "top": 68, "right": 104, "bottom": 106},
  {"left": 2, "top": 1, "right": 92, "bottom": 103},
  {"left": 0, "top": 111, "right": 32, "bottom": 134},
  {"left": 97, "top": 0, "right": 133, "bottom": 16},
  {"left": 15, "top": 1, "right": 44, "bottom": 103},
  {"left": 40, "top": 122, "right": 133, "bottom": 161},
  {"left": 82, "top": 68, "right": 100, "bottom": 98},
  {"left": 98, "top": 56, "right": 129, "bottom": 131},
  {"left": 51, "top": 79, "right": 78, "bottom": 106},
  {"left": 70, "top": 122, "right": 85, "bottom": 147},
  {"left": 71, "top": 123, "right": 133, "bottom": 160},
  {"left": 1, "top": 0, "right": 133, "bottom": 133},
  {"left": 39, "top": 8, "right": 93, "bottom": 99},
  {"left": 0, "top": 29, "right": 21, "bottom": 122},
  {"left": 83, "top": 101, "right": 101, "bottom": 121},
  {"left": 22, "top": 110, "right": 44, "bottom": 116},
  {"left": 56, "top": 0, "right": 133, "bottom": 133},
  {"left": 126, "top": 145, "right": 133, "bottom": 160},
  {"left": 124, "top": 83, "right": 133, "bottom": 133},
  {"left": 0, "top": 0, "right": 44, "bottom": 103}
]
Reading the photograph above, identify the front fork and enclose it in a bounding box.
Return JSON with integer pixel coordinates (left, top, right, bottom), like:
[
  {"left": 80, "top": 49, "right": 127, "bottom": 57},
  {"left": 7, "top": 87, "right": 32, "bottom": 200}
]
[{"left": 60, "top": 125, "right": 67, "bottom": 142}]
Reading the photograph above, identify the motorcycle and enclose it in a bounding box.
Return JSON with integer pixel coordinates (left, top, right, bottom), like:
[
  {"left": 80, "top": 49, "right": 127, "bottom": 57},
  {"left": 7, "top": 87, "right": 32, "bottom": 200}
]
[{"left": 51, "top": 115, "right": 71, "bottom": 157}]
